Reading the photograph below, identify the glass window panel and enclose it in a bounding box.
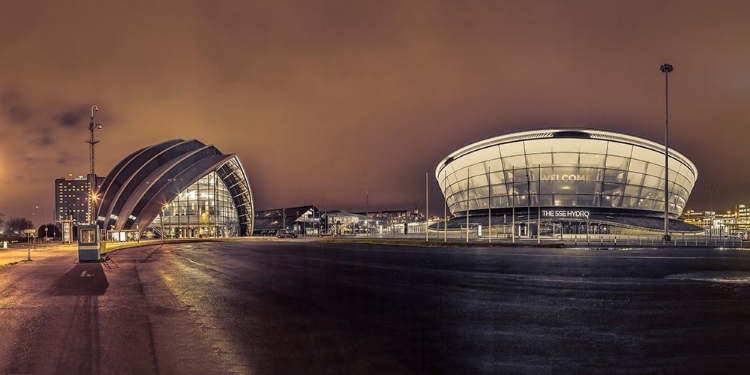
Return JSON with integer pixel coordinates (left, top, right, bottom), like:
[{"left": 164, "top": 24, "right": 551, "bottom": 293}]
[
  {"left": 465, "top": 164, "right": 483, "bottom": 179},
  {"left": 499, "top": 142, "right": 525, "bottom": 157},
  {"left": 512, "top": 181, "right": 529, "bottom": 196},
  {"left": 627, "top": 172, "right": 646, "bottom": 186},
  {"left": 603, "top": 183, "right": 623, "bottom": 195},
  {"left": 540, "top": 181, "right": 555, "bottom": 194},
  {"left": 503, "top": 155, "right": 526, "bottom": 169},
  {"left": 538, "top": 194, "right": 553, "bottom": 206},
  {"left": 470, "top": 175, "right": 488, "bottom": 189},
  {"left": 487, "top": 162, "right": 504, "bottom": 180},
  {"left": 607, "top": 142, "right": 633, "bottom": 157},
  {"left": 490, "top": 196, "right": 507, "bottom": 207},
  {"left": 624, "top": 185, "right": 642, "bottom": 197},
  {"left": 527, "top": 153, "right": 552, "bottom": 165},
  {"left": 526, "top": 139, "right": 556, "bottom": 154},
  {"left": 472, "top": 147, "right": 500, "bottom": 164},
  {"left": 473, "top": 186, "right": 490, "bottom": 205},
  {"left": 604, "top": 169, "right": 626, "bottom": 183},
  {"left": 489, "top": 183, "right": 507, "bottom": 197},
  {"left": 672, "top": 186, "right": 687, "bottom": 200},
  {"left": 554, "top": 181, "right": 575, "bottom": 193},
  {"left": 622, "top": 195, "right": 638, "bottom": 209},
  {"left": 586, "top": 140, "right": 608, "bottom": 154},
  {"left": 553, "top": 194, "right": 577, "bottom": 206},
  {"left": 579, "top": 153, "right": 604, "bottom": 167},
  {"left": 632, "top": 146, "right": 662, "bottom": 164},
  {"left": 550, "top": 139, "right": 581, "bottom": 153},
  {"left": 578, "top": 194, "right": 595, "bottom": 206},
  {"left": 605, "top": 155, "right": 626, "bottom": 169},
  {"left": 576, "top": 181, "right": 600, "bottom": 195},
  {"left": 643, "top": 175, "right": 660, "bottom": 188},
  {"left": 649, "top": 199, "right": 664, "bottom": 212},
  {"left": 551, "top": 165, "right": 580, "bottom": 176},
  {"left": 578, "top": 167, "right": 603, "bottom": 182},
  {"left": 629, "top": 159, "right": 646, "bottom": 174},
  {"left": 640, "top": 187, "right": 659, "bottom": 199},
  {"left": 448, "top": 155, "right": 471, "bottom": 172},
  {"left": 553, "top": 153, "right": 579, "bottom": 164},
  {"left": 646, "top": 163, "right": 664, "bottom": 178}
]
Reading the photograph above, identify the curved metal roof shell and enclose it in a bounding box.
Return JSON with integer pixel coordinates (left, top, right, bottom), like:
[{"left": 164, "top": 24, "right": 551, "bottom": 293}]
[{"left": 96, "top": 139, "right": 254, "bottom": 236}]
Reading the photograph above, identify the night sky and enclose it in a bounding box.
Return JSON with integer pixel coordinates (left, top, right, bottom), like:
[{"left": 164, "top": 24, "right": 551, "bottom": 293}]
[{"left": 2, "top": 0, "right": 750, "bottom": 223}]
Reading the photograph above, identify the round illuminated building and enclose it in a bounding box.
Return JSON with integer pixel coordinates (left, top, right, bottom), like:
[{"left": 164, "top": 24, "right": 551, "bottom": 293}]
[{"left": 435, "top": 129, "right": 700, "bottom": 235}]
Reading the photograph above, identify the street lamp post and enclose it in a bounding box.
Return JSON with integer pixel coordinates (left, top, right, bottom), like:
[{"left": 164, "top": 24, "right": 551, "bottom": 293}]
[
  {"left": 363, "top": 189, "right": 369, "bottom": 237},
  {"left": 161, "top": 205, "right": 166, "bottom": 244},
  {"left": 86, "top": 105, "right": 102, "bottom": 225},
  {"left": 660, "top": 63, "right": 673, "bottom": 241},
  {"left": 710, "top": 183, "right": 719, "bottom": 239},
  {"left": 425, "top": 173, "right": 429, "bottom": 242}
]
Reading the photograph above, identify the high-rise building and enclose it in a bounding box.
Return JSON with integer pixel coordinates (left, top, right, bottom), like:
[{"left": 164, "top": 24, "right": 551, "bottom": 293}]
[
  {"left": 55, "top": 175, "right": 89, "bottom": 223},
  {"left": 55, "top": 174, "right": 105, "bottom": 224}
]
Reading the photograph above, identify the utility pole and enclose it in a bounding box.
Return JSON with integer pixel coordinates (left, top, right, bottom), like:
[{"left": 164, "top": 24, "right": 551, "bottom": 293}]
[
  {"left": 487, "top": 166, "right": 492, "bottom": 244},
  {"left": 86, "top": 105, "right": 101, "bottom": 225},
  {"left": 660, "top": 63, "right": 673, "bottom": 241},
  {"left": 425, "top": 173, "right": 429, "bottom": 242}
]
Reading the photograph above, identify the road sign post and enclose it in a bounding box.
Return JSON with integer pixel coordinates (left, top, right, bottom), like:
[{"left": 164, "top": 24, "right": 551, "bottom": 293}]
[{"left": 24, "top": 229, "right": 36, "bottom": 261}]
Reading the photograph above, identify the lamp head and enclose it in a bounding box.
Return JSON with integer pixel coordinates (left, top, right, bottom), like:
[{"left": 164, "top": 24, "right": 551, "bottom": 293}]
[{"left": 660, "top": 64, "right": 673, "bottom": 73}]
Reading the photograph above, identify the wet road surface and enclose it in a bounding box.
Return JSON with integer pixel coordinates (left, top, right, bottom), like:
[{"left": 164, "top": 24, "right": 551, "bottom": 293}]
[{"left": 1, "top": 241, "right": 750, "bottom": 374}]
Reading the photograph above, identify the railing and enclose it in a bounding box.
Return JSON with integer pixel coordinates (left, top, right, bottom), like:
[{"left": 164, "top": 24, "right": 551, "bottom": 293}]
[{"left": 353, "top": 232, "right": 749, "bottom": 248}]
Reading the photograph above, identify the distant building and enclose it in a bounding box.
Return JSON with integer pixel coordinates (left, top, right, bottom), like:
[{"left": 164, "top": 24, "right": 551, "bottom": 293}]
[
  {"left": 253, "top": 206, "right": 321, "bottom": 235},
  {"left": 362, "top": 207, "right": 425, "bottom": 224},
  {"left": 55, "top": 174, "right": 103, "bottom": 224}
]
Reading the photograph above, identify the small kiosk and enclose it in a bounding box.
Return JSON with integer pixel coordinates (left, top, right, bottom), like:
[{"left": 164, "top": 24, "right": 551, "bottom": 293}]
[{"left": 78, "top": 224, "right": 100, "bottom": 262}]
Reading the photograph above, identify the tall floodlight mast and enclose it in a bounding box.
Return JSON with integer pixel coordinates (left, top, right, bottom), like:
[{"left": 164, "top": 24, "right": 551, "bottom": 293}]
[
  {"left": 660, "top": 63, "right": 673, "bottom": 241},
  {"left": 87, "top": 105, "right": 102, "bottom": 224}
]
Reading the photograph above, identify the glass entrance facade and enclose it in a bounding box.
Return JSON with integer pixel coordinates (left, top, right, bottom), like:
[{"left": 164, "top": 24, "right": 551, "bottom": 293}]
[{"left": 151, "top": 172, "right": 240, "bottom": 238}]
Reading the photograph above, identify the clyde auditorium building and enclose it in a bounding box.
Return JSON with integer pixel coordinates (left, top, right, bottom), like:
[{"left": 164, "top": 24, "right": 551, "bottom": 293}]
[
  {"left": 435, "top": 129, "right": 701, "bottom": 235},
  {"left": 95, "top": 139, "right": 254, "bottom": 238}
]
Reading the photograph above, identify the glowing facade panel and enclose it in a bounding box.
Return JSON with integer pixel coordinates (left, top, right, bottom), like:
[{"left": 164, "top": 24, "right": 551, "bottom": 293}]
[{"left": 436, "top": 129, "right": 697, "bottom": 218}]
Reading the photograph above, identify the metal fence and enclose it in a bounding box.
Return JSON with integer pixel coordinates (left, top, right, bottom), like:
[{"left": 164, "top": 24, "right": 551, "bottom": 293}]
[{"left": 353, "top": 231, "right": 749, "bottom": 248}]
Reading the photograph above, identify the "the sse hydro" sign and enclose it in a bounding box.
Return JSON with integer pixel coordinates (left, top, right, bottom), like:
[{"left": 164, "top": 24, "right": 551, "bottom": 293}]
[{"left": 541, "top": 210, "right": 590, "bottom": 218}]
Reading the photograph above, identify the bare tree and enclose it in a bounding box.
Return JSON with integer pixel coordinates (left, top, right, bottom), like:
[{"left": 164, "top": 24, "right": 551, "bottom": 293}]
[{"left": 5, "top": 217, "right": 34, "bottom": 235}]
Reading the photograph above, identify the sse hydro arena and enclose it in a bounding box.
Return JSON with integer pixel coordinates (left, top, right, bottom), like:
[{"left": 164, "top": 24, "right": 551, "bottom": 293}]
[{"left": 435, "top": 129, "right": 701, "bottom": 236}]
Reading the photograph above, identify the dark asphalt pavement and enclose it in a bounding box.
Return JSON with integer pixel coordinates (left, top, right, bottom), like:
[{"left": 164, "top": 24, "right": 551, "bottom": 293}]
[{"left": 1, "top": 241, "right": 750, "bottom": 374}]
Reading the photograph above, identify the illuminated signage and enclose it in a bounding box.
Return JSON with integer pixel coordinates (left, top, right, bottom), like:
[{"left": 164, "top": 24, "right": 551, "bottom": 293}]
[
  {"left": 541, "top": 174, "right": 589, "bottom": 181},
  {"left": 542, "top": 210, "right": 590, "bottom": 218}
]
